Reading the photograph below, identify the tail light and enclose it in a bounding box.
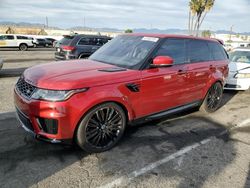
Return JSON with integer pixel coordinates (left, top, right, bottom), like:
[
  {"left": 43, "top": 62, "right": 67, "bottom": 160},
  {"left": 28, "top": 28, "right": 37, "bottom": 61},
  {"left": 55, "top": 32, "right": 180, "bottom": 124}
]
[{"left": 62, "top": 45, "right": 76, "bottom": 51}]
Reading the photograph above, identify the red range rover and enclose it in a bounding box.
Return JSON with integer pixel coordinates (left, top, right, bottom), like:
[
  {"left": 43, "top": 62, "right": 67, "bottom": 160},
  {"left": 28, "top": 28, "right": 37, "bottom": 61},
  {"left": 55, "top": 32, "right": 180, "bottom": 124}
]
[{"left": 14, "top": 34, "right": 229, "bottom": 152}]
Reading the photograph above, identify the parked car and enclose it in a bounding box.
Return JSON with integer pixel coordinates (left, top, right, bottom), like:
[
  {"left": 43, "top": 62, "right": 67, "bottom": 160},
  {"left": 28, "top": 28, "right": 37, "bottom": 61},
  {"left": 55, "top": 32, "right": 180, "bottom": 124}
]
[
  {"left": 0, "top": 58, "right": 3, "bottom": 70},
  {"left": 14, "top": 34, "right": 229, "bottom": 152},
  {"left": 224, "top": 47, "right": 250, "bottom": 91},
  {"left": 45, "top": 38, "right": 57, "bottom": 47},
  {"left": 55, "top": 34, "right": 112, "bottom": 60},
  {"left": 224, "top": 43, "right": 233, "bottom": 52},
  {"left": 33, "top": 38, "right": 52, "bottom": 47},
  {"left": 0, "top": 34, "right": 33, "bottom": 51}
]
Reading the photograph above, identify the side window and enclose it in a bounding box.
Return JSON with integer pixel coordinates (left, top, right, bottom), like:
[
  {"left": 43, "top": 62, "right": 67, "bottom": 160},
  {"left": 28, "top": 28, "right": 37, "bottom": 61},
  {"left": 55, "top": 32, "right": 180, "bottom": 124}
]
[
  {"left": 95, "top": 38, "right": 106, "bottom": 46},
  {"left": 78, "top": 37, "right": 90, "bottom": 45},
  {"left": 155, "top": 39, "right": 186, "bottom": 64},
  {"left": 78, "top": 37, "right": 96, "bottom": 45},
  {"left": 0, "top": 35, "right": 3, "bottom": 40},
  {"left": 17, "top": 36, "right": 23, "bottom": 39},
  {"left": 208, "top": 42, "right": 227, "bottom": 60},
  {"left": 188, "top": 40, "right": 212, "bottom": 63},
  {"left": 5, "top": 35, "right": 14, "bottom": 40}
]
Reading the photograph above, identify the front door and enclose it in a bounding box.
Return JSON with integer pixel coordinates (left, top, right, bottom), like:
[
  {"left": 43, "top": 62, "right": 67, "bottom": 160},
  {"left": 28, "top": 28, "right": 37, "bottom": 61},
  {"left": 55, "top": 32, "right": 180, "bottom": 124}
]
[{"left": 138, "top": 38, "right": 191, "bottom": 117}]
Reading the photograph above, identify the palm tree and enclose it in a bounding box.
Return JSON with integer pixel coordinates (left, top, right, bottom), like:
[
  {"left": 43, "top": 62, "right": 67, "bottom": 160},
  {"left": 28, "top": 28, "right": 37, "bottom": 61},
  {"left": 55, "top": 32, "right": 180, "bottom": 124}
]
[{"left": 188, "top": 0, "right": 215, "bottom": 36}]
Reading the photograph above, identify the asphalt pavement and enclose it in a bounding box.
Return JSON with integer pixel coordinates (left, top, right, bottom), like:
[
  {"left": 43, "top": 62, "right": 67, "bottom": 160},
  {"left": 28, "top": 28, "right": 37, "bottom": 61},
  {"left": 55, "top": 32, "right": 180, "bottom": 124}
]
[{"left": 0, "top": 50, "right": 249, "bottom": 188}]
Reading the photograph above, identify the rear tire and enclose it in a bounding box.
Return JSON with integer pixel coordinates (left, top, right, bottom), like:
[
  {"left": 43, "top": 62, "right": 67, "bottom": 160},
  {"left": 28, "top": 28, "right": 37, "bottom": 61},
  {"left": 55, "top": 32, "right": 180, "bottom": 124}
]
[
  {"left": 76, "top": 102, "right": 126, "bottom": 153},
  {"left": 200, "top": 82, "right": 223, "bottom": 113},
  {"left": 19, "top": 44, "right": 28, "bottom": 51}
]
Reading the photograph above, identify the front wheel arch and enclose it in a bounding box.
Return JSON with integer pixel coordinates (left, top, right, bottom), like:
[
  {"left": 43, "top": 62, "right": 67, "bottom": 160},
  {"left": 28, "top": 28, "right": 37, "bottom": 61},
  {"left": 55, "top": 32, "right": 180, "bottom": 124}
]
[
  {"left": 73, "top": 101, "right": 129, "bottom": 143},
  {"left": 74, "top": 102, "right": 128, "bottom": 152}
]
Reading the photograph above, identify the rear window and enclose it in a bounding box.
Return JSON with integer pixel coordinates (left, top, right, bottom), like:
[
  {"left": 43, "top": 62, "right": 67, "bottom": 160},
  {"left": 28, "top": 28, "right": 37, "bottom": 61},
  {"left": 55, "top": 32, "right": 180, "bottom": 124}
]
[
  {"left": 188, "top": 40, "right": 212, "bottom": 63},
  {"left": 208, "top": 42, "right": 228, "bottom": 61},
  {"left": 58, "top": 35, "right": 75, "bottom": 45}
]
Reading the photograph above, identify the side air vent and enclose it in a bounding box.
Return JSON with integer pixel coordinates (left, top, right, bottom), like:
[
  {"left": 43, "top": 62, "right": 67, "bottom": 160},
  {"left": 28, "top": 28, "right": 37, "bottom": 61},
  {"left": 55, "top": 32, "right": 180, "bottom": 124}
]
[{"left": 126, "top": 83, "right": 140, "bottom": 92}]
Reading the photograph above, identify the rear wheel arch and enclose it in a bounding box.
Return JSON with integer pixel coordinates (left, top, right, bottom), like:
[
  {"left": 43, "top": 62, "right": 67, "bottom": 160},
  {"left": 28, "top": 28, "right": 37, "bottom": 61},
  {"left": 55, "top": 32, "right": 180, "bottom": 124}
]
[{"left": 19, "top": 43, "right": 28, "bottom": 51}]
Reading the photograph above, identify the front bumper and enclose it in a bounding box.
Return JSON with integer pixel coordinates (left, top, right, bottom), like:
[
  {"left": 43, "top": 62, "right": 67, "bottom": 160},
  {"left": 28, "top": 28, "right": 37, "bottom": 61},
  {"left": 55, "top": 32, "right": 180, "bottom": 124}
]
[
  {"left": 224, "top": 76, "right": 250, "bottom": 90},
  {"left": 14, "top": 88, "right": 86, "bottom": 143},
  {"left": 15, "top": 108, "right": 64, "bottom": 143}
]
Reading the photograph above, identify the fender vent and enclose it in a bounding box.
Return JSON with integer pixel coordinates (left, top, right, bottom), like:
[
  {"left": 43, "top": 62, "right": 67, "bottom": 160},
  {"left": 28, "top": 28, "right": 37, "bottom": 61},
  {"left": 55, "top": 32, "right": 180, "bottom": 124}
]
[{"left": 126, "top": 83, "right": 140, "bottom": 92}]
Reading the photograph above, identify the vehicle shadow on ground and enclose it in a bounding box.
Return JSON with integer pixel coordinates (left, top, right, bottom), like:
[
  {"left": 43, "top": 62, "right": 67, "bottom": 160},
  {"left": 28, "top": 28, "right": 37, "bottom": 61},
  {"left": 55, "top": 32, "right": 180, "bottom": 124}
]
[
  {"left": 0, "top": 48, "right": 55, "bottom": 51},
  {"left": 0, "top": 91, "right": 238, "bottom": 188},
  {"left": 0, "top": 113, "right": 86, "bottom": 188},
  {"left": 97, "top": 114, "right": 236, "bottom": 188},
  {"left": 220, "top": 90, "right": 238, "bottom": 107},
  {"left": 245, "top": 164, "right": 250, "bottom": 188}
]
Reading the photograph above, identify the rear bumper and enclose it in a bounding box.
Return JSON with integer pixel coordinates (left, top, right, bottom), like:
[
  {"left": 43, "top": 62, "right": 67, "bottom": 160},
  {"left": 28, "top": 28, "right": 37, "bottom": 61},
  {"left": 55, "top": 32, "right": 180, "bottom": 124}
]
[{"left": 55, "top": 52, "right": 76, "bottom": 60}]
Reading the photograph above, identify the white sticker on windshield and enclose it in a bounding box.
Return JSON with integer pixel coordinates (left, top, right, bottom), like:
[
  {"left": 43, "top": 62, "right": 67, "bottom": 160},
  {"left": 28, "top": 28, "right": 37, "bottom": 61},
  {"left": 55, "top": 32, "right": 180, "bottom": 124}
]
[{"left": 142, "top": 37, "right": 159, "bottom": 42}]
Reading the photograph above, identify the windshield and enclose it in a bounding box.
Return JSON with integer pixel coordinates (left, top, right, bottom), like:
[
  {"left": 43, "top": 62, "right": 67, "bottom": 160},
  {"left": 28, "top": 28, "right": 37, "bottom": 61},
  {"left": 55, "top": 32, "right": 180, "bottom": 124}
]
[
  {"left": 89, "top": 35, "right": 159, "bottom": 69},
  {"left": 229, "top": 51, "right": 250, "bottom": 64},
  {"left": 58, "top": 35, "right": 74, "bottom": 45}
]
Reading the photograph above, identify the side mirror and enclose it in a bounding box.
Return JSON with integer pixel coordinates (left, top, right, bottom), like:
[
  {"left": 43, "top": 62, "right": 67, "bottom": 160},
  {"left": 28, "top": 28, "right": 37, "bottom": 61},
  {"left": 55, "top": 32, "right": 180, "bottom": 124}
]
[{"left": 151, "top": 56, "right": 174, "bottom": 67}]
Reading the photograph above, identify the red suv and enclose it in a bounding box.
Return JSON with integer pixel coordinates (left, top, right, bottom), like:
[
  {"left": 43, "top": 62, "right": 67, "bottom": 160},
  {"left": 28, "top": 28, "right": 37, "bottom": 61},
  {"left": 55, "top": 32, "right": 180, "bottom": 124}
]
[{"left": 14, "top": 34, "right": 229, "bottom": 152}]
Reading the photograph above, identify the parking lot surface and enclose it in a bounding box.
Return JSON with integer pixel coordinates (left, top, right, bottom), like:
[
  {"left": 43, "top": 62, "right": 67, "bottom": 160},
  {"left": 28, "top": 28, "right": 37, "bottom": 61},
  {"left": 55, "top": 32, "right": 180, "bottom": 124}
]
[{"left": 0, "top": 50, "right": 249, "bottom": 188}]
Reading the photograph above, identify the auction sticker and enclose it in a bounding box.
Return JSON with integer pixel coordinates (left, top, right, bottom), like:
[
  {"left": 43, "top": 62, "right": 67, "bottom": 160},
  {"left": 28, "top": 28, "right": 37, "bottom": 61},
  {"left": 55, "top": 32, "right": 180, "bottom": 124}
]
[{"left": 142, "top": 37, "right": 159, "bottom": 42}]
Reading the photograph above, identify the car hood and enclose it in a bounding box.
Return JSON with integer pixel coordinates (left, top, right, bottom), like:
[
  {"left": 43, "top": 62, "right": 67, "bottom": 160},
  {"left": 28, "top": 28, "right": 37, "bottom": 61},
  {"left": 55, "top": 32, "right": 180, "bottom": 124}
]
[
  {"left": 23, "top": 59, "right": 140, "bottom": 90},
  {"left": 229, "top": 62, "right": 250, "bottom": 73}
]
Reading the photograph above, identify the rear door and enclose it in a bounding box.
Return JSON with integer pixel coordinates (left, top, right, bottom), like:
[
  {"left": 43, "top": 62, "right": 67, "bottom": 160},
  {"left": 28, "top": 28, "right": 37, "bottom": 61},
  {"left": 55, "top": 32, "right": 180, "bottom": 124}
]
[
  {"left": 76, "top": 37, "right": 97, "bottom": 55},
  {"left": 185, "top": 39, "right": 214, "bottom": 100}
]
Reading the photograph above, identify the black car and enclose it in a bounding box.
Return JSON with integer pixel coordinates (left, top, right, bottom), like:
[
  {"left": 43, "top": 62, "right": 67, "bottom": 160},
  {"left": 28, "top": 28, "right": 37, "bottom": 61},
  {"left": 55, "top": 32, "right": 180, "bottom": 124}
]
[
  {"left": 33, "top": 38, "right": 52, "bottom": 47},
  {"left": 45, "top": 38, "right": 57, "bottom": 47},
  {"left": 55, "top": 34, "right": 112, "bottom": 60}
]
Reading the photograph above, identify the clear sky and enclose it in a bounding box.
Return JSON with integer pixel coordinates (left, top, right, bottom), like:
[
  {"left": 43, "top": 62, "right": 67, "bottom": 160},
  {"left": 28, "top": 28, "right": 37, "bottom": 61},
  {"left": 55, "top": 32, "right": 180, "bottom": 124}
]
[{"left": 0, "top": 0, "right": 249, "bottom": 32}]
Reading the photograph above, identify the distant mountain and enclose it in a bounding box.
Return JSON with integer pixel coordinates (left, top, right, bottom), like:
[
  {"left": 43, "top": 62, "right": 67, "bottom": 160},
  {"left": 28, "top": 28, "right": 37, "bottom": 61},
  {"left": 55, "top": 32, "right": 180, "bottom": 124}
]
[
  {"left": 0, "top": 21, "right": 60, "bottom": 29},
  {"left": 133, "top": 28, "right": 188, "bottom": 34},
  {"left": 70, "top": 26, "right": 122, "bottom": 33},
  {"left": 0, "top": 21, "right": 250, "bottom": 35}
]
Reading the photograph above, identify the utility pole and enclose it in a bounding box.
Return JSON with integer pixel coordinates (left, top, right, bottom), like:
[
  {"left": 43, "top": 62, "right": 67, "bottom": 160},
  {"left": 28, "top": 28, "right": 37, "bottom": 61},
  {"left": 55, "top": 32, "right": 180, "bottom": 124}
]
[
  {"left": 229, "top": 25, "right": 234, "bottom": 41},
  {"left": 83, "top": 16, "right": 86, "bottom": 30},
  {"left": 46, "top": 16, "right": 48, "bottom": 28}
]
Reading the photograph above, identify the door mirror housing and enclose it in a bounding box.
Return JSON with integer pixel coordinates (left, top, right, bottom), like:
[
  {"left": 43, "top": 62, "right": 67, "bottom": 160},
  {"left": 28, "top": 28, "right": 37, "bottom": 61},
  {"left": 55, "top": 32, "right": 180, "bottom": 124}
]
[{"left": 151, "top": 56, "right": 174, "bottom": 67}]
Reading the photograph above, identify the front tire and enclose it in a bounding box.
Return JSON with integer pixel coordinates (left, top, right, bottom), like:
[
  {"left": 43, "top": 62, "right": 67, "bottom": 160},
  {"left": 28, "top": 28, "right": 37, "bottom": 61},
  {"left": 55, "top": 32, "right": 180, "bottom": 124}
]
[
  {"left": 19, "top": 44, "right": 28, "bottom": 51},
  {"left": 76, "top": 102, "right": 126, "bottom": 153},
  {"left": 200, "top": 82, "right": 223, "bottom": 113}
]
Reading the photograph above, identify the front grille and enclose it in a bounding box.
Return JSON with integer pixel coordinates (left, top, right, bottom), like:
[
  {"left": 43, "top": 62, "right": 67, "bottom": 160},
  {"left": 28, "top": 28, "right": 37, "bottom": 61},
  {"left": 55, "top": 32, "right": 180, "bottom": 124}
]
[
  {"left": 16, "top": 108, "right": 34, "bottom": 131},
  {"left": 16, "top": 78, "right": 36, "bottom": 99}
]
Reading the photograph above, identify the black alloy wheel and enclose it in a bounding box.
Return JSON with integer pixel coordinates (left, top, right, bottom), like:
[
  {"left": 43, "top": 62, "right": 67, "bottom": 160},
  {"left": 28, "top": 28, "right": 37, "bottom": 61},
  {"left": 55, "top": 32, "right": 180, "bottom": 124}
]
[
  {"left": 200, "top": 82, "right": 223, "bottom": 113},
  {"left": 76, "top": 102, "right": 126, "bottom": 152}
]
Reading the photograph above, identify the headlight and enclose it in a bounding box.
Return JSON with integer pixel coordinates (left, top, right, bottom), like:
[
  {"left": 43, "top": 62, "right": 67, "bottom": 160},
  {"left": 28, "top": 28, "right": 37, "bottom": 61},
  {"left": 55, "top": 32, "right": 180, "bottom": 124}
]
[
  {"left": 31, "top": 88, "right": 88, "bottom": 102},
  {"left": 234, "top": 73, "right": 250, "bottom": 78}
]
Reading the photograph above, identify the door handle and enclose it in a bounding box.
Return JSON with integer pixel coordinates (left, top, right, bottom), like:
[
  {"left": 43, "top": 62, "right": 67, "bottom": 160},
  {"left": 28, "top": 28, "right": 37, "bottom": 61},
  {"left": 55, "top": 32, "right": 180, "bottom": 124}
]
[
  {"left": 209, "top": 65, "right": 216, "bottom": 71},
  {"left": 178, "top": 69, "right": 187, "bottom": 75}
]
